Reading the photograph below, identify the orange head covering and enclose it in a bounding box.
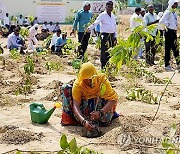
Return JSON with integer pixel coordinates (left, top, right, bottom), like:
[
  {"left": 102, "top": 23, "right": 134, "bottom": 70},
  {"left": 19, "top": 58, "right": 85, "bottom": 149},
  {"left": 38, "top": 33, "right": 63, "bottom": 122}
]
[
  {"left": 72, "top": 62, "right": 118, "bottom": 103},
  {"left": 77, "top": 62, "right": 97, "bottom": 86}
]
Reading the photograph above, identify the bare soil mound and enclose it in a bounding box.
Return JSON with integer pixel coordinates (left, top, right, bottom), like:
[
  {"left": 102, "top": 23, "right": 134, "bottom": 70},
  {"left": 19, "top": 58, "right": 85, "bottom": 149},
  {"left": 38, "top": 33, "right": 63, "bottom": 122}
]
[
  {"left": 42, "top": 89, "right": 60, "bottom": 101},
  {"left": 0, "top": 125, "right": 44, "bottom": 145},
  {"left": 43, "top": 80, "right": 63, "bottom": 90},
  {"left": 0, "top": 95, "right": 18, "bottom": 107}
]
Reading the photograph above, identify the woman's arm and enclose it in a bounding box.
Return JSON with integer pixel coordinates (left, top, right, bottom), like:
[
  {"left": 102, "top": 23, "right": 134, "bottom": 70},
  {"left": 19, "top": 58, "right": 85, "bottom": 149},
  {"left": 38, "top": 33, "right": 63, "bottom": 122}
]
[
  {"left": 73, "top": 99, "right": 95, "bottom": 131},
  {"left": 72, "top": 99, "right": 84, "bottom": 122},
  {"left": 102, "top": 100, "right": 117, "bottom": 113},
  {"left": 90, "top": 100, "right": 117, "bottom": 120}
]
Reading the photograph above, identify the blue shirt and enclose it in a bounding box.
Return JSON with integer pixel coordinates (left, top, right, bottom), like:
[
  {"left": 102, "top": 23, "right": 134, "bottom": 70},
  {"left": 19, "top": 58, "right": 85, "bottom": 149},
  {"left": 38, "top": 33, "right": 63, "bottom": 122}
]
[
  {"left": 73, "top": 9, "right": 93, "bottom": 32},
  {"left": 95, "top": 24, "right": 100, "bottom": 32},
  {"left": 55, "top": 37, "right": 67, "bottom": 50},
  {"left": 7, "top": 32, "right": 23, "bottom": 49}
]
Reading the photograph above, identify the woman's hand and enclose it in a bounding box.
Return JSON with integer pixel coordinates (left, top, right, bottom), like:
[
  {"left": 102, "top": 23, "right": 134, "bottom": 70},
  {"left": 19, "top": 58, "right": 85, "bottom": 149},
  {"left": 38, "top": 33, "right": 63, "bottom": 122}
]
[
  {"left": 84, "top": 121, "right": 95, "bottom": 132},
  {"left": 90, "top": 111, "right": 100, "bottom": 120}
]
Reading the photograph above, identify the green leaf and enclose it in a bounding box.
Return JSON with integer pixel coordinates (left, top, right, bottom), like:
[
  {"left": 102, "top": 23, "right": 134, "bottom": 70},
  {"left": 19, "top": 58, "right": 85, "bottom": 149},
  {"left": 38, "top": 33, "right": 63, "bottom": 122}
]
[
  {"left": 57, "top": 151, "right": 64, "bottom": 154},
  {"left": 60, "top": 134, "right": 69, "bottom": 150},
  {"left": 72, "top": 59, "right": 81, "bottom": 69},
  {"left": 170, "top": 123, "right": 176, "bottom": 138},
  {"left": 162, "top": 138, "right": 175, "bottom": 149},
  {"left": 131, "top": 91, "right": 136, "bottom": 99},
  {"left": 100, "top": 83, "right": 106, "bottom": 96},
  {"left": 0, "top": 47, "right": 3, "bottom": 54},
  {"left": 69, "top": 138, "right": 77, "bottom": 152},
  {"left": 166, "top": 148, "right": 176, "bottom": 154},
  {"left": 16, "top": 151, "right": 21, "bottom": 154}
]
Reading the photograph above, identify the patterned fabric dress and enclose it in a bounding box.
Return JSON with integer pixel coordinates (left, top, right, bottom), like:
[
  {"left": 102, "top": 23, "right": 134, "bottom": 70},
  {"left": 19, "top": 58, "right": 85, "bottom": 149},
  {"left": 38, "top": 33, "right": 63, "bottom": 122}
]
[{"left": 61, "top": 84, "right": 114, "bottom": 126}]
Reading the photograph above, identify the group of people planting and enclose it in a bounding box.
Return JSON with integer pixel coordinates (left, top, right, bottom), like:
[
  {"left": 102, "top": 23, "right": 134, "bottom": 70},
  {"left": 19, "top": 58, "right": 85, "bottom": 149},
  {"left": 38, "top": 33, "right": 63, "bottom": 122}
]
[{"left": 1, "top": 0, "right": 180, "bottom": 136}]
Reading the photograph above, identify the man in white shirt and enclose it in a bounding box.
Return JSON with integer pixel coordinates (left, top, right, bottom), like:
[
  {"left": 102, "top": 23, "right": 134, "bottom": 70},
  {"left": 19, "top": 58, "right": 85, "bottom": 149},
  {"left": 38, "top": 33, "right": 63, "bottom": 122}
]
[
  {"left": 10, "top": 16, "right": 17, "bottom": 33},
  {"left": 47, "top": 22, "right": 54, "bottom": 33},
  {"left": 17, "top": 15, "right": 24, "bottom": 26},
  {"left": 130, "top": 7, "right": 141, "bottom": 30},
  {"left": 33, "top": 17, "right": 38, "bottom": 25},
  {"left": 42, "top": 21, "right": 48, "bottom": 32},
  {"left": 144, "top": 5, "right": 159, "bottom": 65},
  {"left": 89, "top": 1, "right": 117, "bottom": 69},
  {"left": 159, "top": 0, "right": 180, "bottom": 71},
  {"left": 7, "top": 27, "right": 27, "bottom": 54},
  {"left": 4, "top": 13, "right": 10, "bottom": 30},
  {"left": 50, "top": 29, "right": 61, "bottom": 52},
  {"left": 140, "top": 8, "right": 145, "bottom": 20},
  {"left": 53, "top": 22, "right": 60, "bottom": 32},
  {"left": 130, "top": 8, "right": 144, "bottom": 59},
  {"left": 24, "top": 16, "right": 30, "bottom": 27}
]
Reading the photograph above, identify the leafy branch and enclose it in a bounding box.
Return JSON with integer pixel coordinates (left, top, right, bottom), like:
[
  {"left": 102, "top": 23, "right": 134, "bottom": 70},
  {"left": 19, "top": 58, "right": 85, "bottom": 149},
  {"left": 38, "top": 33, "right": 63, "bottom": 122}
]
[{"left": 126, "top": 87, "right": 158, "bottom": 104}]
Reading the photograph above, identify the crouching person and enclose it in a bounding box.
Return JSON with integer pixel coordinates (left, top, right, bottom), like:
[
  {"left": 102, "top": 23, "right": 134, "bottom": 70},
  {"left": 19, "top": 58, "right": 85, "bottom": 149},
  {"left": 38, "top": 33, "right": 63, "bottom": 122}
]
[
  {"left": 50, "top": 29, "right": 61, "bottom": 53},
  {"left": 61, "top": 62, "right": 120, "bottom": 132},
  {"left": 7, "top": 27, "right": 27, "bottom": 54},
  {"left": 28, "top": 24, "right": 39, "bottom": 51},
  {"left": 55, "top": 32, "right": 67, "bottom": 55}
]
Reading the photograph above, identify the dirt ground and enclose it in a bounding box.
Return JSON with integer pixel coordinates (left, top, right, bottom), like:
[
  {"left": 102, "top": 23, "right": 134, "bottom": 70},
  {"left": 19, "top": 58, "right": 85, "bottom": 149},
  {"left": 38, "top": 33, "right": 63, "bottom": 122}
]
[{"left": 0, "top": 15, "right": 180, "bottom": 154}]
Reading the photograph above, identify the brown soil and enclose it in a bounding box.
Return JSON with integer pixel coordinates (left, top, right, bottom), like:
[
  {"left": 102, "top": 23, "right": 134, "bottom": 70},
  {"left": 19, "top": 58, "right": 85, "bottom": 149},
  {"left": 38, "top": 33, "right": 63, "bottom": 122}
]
[{"left": 0, "top": 125, "right": 44, "bottom": 145}]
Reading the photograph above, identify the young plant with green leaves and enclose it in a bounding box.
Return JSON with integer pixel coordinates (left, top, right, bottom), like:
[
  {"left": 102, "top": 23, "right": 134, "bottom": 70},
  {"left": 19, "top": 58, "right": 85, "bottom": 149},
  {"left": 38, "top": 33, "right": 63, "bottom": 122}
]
[
  {"left": 24, "top": 56, "right": 35, "bottom": 75},
  {"left": 126, "top": 87, "right": 158, "bottom": 104},
  {"left": 28, "top": 15, "right": 35, "bottom": 25},
  {"left": 45, "top": 61, "right": 62, "bottom": 71},
  {"left": 59, "top": 134, "right": 100, "bottom": 154},
  {"left": 72, "top": 53, "right": 89, "bottom": 71},
  {"left": 162, "top": 124, "right": 180, "bottom": 154},
  {"left": 19, "top": 27, "right": 29, "bottom": 39},
  {"left": 62, "top": 39, "right": 81, "bottom": 55},
  {"left": 42, "top": 34, "right": 52, "bottom": 49},
  {"left": 15, "top": 56, "right": 35, "bottom": 97},
  {"left": 9, "top": 48, "right": 21, "bottom": 60}
]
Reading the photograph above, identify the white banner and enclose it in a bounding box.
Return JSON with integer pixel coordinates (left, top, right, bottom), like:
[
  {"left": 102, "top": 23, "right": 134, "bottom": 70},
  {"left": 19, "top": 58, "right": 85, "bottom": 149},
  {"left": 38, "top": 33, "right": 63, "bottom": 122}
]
[
  {"left": 36, "top": 4, "right": 65, "bottom": 23},
  {"left": 0, "top": 1, "right": 7, "bottom": 19},
  {"left": 91, "top": 2, "right": 106, "bottom": 14}
]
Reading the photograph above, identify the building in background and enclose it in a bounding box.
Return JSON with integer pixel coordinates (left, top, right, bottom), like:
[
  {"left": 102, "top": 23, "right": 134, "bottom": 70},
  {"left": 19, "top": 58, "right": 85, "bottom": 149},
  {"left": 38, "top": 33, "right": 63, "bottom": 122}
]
[{"left": 0, "top": 0, "right": 115, "bottom": 23}]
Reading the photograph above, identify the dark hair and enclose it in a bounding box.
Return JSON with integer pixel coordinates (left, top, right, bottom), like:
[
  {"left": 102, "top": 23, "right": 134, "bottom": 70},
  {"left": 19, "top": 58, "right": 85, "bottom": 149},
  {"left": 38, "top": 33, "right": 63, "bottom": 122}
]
[
  {"left": 56, "top": 29, "right": 61, "bottom": 33},
  {"left": 106, "top": 0, "right": 113, "bottom": 6},
  {"left": 14, "top": 27, "right": 20, "bottom": 32},
  {"left": 135, "top": 7, "right": 141, "bottom": 13}
]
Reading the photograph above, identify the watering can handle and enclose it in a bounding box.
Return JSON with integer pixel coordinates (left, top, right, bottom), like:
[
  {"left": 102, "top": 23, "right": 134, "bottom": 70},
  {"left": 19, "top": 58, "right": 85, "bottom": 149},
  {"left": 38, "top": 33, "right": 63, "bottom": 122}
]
[{"left": 31, "top": 103, "right": 45, "bottom": 109}]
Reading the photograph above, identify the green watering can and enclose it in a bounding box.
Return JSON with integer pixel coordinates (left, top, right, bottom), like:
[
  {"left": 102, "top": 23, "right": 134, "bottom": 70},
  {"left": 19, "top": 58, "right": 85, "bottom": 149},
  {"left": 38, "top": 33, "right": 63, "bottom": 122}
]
[{"left": 29, "top": 102, "right": 61, "bottom": 124}]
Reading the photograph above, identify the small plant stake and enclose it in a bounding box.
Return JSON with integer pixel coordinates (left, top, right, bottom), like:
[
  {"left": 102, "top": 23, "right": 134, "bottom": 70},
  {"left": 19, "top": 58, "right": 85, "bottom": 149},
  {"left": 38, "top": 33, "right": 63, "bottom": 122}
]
[{"left": 152, "top": 72, "right": 176, "bottom": 121}]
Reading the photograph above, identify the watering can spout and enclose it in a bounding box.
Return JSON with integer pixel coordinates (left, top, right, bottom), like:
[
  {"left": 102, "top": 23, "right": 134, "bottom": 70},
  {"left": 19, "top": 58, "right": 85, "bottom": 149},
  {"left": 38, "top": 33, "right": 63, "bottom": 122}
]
[{"left": 44, "top": 107, "right": 56, "bottom": 122}]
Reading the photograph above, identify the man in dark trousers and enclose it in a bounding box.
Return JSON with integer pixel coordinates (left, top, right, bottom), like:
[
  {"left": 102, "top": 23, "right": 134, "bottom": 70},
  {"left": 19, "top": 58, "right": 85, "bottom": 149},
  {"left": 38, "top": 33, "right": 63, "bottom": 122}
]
[
  {"left": 70, "top": 1, "right": 93, "bottom": 59},
  {"left": 144, "top": 5, "right": 159, "bottom": 66},
  {"left": 89, "top": 1, "right": 117, "bottom": 69},
  {"left": 159, "top": 0, "right": 180, "bottom": 71}
]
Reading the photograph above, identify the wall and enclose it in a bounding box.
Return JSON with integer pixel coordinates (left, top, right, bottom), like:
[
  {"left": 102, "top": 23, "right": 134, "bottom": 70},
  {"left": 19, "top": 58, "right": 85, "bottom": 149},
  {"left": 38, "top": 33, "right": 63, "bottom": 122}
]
[{"left": 0, "top": 0, "right": 112, "bottom": 22}]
